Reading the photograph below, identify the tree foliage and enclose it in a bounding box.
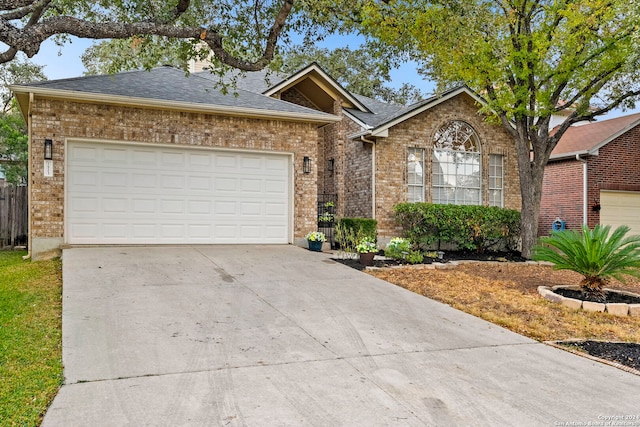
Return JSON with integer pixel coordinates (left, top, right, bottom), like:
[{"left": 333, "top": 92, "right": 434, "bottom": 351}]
[
  {"left": 342, "top": 0, "right": 640, "bottom": 257},
  {"left": 0, "top": 56, "right": 45, "bottom": 183},
  {"left": 0, "top": 56, "right": 46, "bottom": 113},
  {"left": 0, "top": 0, "right": 301, "bottom": 72},
  {"left": 0, "top": 107, "right": 28, "bottom": 184}
]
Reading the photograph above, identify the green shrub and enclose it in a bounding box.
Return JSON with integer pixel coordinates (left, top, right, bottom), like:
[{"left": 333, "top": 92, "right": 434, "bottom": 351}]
[
  {"left": 337, "top": 218, "right": 377, "bottom": 240},
  {"left": 394, "top": 203, "right": 520, "bottom": 252},
  {"left": 404, "top": 250, "right": 424, "bottom": 264}
]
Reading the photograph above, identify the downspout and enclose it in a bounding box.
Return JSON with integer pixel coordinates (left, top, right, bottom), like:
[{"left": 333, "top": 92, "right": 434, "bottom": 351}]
[
  {"left": 576, "top": 154, "right": 588, "bottom": 226},
  {"left": 360, "top": 136, "right": 376, "bottom": 219},
  {"left": 23, "top": 92, "right": 33, "bottom": 260}
]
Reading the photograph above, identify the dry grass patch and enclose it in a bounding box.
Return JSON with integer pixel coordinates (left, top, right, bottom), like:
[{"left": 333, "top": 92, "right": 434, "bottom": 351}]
[{"left": 369, "top": 264, "right": 640, "bottom": 343}]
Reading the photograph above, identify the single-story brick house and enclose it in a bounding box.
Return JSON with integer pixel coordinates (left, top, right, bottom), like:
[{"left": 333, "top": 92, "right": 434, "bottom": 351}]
[
  {"left": 12, "top": 63, "right": 521, "bottom": 259},
  {"left": 539, "top": 112, "right": 640, "bottom": 236}
]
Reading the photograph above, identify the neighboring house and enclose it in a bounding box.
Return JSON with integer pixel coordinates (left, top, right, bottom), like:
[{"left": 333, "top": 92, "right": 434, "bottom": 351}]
[
  {"left": 11, "top": 63, "right": 521, "bottom": 260},
  {"left": 539, "top": 112, "right": 640, "bottom": 236}
]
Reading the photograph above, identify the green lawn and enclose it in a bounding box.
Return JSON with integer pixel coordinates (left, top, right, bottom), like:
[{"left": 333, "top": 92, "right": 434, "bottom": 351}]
[{"left": 0, "top": 251, "right": 63, "bottom": 426}]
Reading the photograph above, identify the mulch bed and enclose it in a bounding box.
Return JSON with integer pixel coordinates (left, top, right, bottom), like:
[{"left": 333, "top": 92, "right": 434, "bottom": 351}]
[
  {"left": 558, "top": 341, "right": 640, "bottom": 372},
  {"left": 554, "top": 288, "right": 640, "bottom": 304},
  {"left": 333, "top": 250, "right": 640, "bottom": 375},
  {"left": 332, "top": 250, "right": 525, "bottom": 271}
]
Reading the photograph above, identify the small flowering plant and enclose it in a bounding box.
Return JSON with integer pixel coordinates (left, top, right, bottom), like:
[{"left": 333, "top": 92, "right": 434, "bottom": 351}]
[
  {"left": 305, "top": 231, "right": 327, "bottom": 242},
  {"left": 356, "top": 238, "right": 378, "bottom": 253},
  {"left": 385, "top": 237, "right": 412, "bottom": 259}
]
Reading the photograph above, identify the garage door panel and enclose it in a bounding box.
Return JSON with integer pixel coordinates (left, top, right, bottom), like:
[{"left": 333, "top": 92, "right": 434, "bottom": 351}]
[
  {"left": 241, "top": 178, "right": 262, "bottom": 192},
  {"left": 188, "top": 176, "right": 211, "bottom": 191},
  {"left": 71, "top": 170, "right": 99, "bottom": 187},
  {"left": 240, "top": 202, "right": 262, "bottom": 216},
  {"left": 160, "top": 151, "right": 184, "bottom": 166},
  {"left": 67, "top": 141, "right": 290, "bottom": 244},
  {"left": 69, "top": 145, "right": 98, "bottom": 162},
  {"left": 600, "top": 191, "right": 640, "bottom": 236},
  {"left": 266, "top": 179, "right": 288, "bottom": 194},
  {"left": 100, "top": 171, "right": 127, "bottom": 188},
  {"left": 241, "top": 156, "right": 262, "bottom": 170},
  {"left": 188, "top": 153, "right": 211, "bottom": 168},
  {"left": 104, "top": 148, "right": 130, "bottom": 163},
  {"left": 102, "top": 223, "right": 128, "bottom": 239},
  {"left": 266, "top": 202, "right": 287, "bottom": 216}
]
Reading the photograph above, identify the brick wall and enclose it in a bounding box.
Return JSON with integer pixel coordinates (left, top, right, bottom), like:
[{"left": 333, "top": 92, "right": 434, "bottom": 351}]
[
  {"left": 372, "top": 93, "right": 521, "bottom": 239},
  {"left": 540, "top": 125, "right": 640, "bottom": 235},
  {"left": 29, "top": 98, "right": 320, "bottom": 251},
  {"left": 539, "top": 159, "right": 584, "bottom": 235},
  {"left": 343, "top": 118, "right": 372, "bottom": 218}
]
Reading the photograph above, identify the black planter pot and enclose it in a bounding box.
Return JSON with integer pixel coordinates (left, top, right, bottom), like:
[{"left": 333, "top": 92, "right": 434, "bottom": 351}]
[{"left": 308, "top": 240, "right": 323, "bottom": 252}]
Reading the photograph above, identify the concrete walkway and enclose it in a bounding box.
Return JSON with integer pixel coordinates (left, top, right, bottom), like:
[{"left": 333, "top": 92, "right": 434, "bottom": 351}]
[{"left": 43, "top": 246, "right": 640, "bottom": 426}]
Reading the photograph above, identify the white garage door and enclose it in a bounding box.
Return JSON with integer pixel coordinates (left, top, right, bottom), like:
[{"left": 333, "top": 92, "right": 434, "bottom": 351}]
[
  {"left": 600, "top": 190, "right": 640, "bottom": 236},
  {"left": 66, "top": 141, "right": 291, "bottom": 244}
]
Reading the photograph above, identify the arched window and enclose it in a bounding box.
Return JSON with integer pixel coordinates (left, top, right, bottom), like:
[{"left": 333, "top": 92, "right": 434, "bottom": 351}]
[{"left": 432, "top": 121, "right": 481, "bottom": 205}]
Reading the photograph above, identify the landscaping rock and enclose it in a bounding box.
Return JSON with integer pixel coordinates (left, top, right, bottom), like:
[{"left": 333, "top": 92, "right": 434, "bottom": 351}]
[
  {"left": 605, "top": 303, "right": 629, "bottom": 317},
  {"left": 543, "top": 292, "right": 563, "bottom": 304},
  {"left": 629, "top": 304, "right": 640, "bottom": 317},
  {"left": 561, "top": 297, "right": 582, "bottom": 310},
  {"left": 582, "top": 301, "right": 605, "bottom": 312}
]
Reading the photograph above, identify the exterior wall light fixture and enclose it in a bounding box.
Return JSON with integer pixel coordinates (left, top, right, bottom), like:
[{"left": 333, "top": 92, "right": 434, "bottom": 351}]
[
  {"left": 303, "top": 156, "right": 312, "bottom": 174},
  {"left": 44, "top": 139, "right": 53, "bottom": 160}
]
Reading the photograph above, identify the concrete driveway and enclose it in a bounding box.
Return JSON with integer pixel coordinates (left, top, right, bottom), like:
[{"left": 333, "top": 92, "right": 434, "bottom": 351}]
[{"left": 43, "top": 246, "right": 640, "bottom": 426}]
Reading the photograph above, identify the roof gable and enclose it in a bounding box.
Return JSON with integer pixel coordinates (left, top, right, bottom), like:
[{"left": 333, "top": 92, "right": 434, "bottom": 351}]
[
  {"left": 551, "top": 112, "right": 640, "bottom": 159},
  {"left": 263, "top": 63, "right": 370, "bottom": 113},
  {"left": 348, "top": 86, "right": 487, "bottom": 138}
]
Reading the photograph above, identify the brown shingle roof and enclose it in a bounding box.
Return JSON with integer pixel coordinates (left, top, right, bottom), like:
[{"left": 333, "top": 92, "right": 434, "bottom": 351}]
[{"left": 551, "top": 112, "right": 640, "bottom": 159}]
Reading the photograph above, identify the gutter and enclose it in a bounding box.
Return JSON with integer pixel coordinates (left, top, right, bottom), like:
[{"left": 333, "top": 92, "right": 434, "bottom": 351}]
[
  {"left": 576, "top": 154, "right": 588, "bottom": 226},
  {"left": 23, "top": 92, "right": 33, "bottom": 260},
  {"left": 360, "top": 136, "right": 376, "bottom": 219}
]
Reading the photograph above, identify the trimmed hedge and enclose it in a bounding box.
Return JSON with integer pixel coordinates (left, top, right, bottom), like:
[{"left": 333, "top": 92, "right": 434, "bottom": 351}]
[
  {"left": 394, "top": 203, "right": 520, "bottom": 252},
  {"left": 336, "top": 218, "right": 377, "bottom": 239},
  {"left": 335, "top": 218, "right": 378, "bottom": 253}
]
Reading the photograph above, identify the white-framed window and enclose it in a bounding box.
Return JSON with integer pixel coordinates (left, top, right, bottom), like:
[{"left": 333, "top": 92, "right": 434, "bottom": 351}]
[
  {"left": 432, "top": 121, "right": 481, "bottom": 205},
  {"left": 489, "top": 154, "right": 504, "bottom": 207},
  {"left": 407, "top": 147, "right": 425, "bottom": 202}
]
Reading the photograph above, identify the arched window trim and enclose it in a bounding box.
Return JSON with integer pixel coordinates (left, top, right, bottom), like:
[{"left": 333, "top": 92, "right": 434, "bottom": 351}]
[
  {"left": 432, "top": 120, "right": 482, "bottom": 206},
  {"left": 433, "top": 120, "right": 481, "bottom": 153}
]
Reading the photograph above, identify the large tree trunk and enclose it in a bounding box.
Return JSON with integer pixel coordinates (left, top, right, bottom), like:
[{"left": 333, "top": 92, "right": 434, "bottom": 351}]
[{"left": 513, "top": 132, "right": 547, "bottom": 259}]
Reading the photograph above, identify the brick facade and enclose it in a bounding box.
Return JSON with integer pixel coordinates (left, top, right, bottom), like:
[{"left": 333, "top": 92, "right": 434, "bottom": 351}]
[
  {"left": 343, "top": 118, "right": 373, "bottom": 218},
  {"left": 540, "top": 125, "right": 640, "bottom": 234},
  {"left": 26, "top": 73, "right": 523, "bottom": 258},
  {"left": 29, "top": 98, "right": 319, "bottom": 258},
  {"left": 539, "top": 159, "right": 584, "bottom": 234},
  {"left": 372, "top": 93, "right": 521, "bottom": 239}
]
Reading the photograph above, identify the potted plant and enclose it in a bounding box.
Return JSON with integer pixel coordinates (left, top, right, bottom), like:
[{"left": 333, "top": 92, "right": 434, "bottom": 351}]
[
  {"left": 356, "top": 237, "right": 378, "bottom": 266},
  {"left": 305, "top": 231, "right": 326, "bottom": 252}
]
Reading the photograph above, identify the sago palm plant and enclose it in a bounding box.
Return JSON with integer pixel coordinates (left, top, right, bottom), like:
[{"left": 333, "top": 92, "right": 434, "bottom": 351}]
[{"left": 533, "top": 224, "right": 640, "bottom": 302}]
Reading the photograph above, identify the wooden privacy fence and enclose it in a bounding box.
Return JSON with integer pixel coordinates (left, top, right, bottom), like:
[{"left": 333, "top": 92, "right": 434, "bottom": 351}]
[{"left": 0, "top": 185, "right": 28, "bottom": 248}]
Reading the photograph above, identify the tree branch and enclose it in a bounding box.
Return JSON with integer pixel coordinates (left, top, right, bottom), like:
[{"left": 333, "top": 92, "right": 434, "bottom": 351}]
[
  {"left": 0, "top": 0, "right": 49, "bottom": 20},
  {"left": 0, "top": 0, "right": 295, "bottom": 70}
]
